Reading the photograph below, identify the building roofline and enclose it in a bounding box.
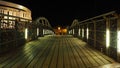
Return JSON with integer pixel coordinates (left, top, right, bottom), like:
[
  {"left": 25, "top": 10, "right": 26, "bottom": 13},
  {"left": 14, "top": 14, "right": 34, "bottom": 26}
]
[{"left": 0, "top": 0, "right": 31, "bottom": 12}]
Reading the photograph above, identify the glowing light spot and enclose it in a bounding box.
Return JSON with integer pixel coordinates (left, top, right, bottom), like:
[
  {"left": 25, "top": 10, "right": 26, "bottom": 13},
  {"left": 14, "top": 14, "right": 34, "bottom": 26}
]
[
  {"left": 87, "top": 28, "right": 89, "bottom": 39},
  {"left": 106, "top": 29, "right": 110, "bottom": 48},
  {"left": 43, "top": 29, "right": 45, "bottom": 35},
  {"left": 117, "top": 31, "right": 120, "bottom": 53},
  {"left": 78, "top": 28, "right": 80, "bottom": 36},
  {"left": 73, "top": 29, "right": 74, "bottom": 35},
  {"left": 37, "top": 28, "right": 39, "bottom": 36},
  {"left": 58, "top": 27, "right": 61, "bottom": 30},
  {"left": 82, "top": 28, "right": 84, "bottom": 38},
  {"left": 25, "top": 28, "right": 28, "bottom": 39}
]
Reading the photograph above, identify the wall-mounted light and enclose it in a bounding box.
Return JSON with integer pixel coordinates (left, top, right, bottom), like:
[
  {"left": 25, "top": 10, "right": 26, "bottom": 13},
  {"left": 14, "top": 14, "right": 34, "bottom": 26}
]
[
  {"left": 87, "top": 28, "right": 89, "bottom": 39},
  {"left": 117, "top": 31, "right": 120, "bottom": 53},
  {"left": 106, "top": 28, "right": 110, "bottom": 48},
  {"left": 78, "top": 28, "right": 81, "bottom": 36},
  {"left": 73, "top": 29, "right": 74, "bottom": 35},
  {"left": 82, "top": 28, "right": 84, "bottom": 38},
  {"left": 69, "top": 30, "right": 71, "bottom": 34},
  {"left": 25, "top": 28, "right": 28, "bottom": 39},
  {"left": 37, "top": 28, "right": 39, "bottom": 36}
]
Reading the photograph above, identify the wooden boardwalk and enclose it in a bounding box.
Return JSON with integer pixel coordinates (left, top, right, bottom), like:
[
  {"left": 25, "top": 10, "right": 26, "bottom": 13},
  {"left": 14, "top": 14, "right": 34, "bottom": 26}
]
[{"left": 0, "top": 35, "right": 116, "bottom": 68}]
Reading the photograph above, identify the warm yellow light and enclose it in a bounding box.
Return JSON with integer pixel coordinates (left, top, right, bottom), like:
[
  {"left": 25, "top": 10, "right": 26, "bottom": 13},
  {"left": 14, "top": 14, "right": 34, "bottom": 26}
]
[
  {"left": 106, "top": 29, "right": 110, "bottom": 48},
  {"left": 18, "top": 5, "right": 24, "bottom": 9},
  {"left": 58, "top": 27, "right": 60, "bottom": 30},
  {"left": 117, "top": 31, "right": 120, "bottom": 53},
  {"left": 25, "top": 28, "right": 28, "bottom": 39},
  {"left": 63, "top": 29, "right": 67, "bottom": 33},
  {"left": 4, "top": 16, "right": 7, "bottom": 19}
]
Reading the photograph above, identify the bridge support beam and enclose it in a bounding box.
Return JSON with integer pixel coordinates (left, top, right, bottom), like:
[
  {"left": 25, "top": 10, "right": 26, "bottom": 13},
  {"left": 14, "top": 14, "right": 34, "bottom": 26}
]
[
  {"left": 105, "top": 17, "right": 110, "bottom": 56},
  {"left": 93, "top": 20, "right": 96, "bottom": 48}
]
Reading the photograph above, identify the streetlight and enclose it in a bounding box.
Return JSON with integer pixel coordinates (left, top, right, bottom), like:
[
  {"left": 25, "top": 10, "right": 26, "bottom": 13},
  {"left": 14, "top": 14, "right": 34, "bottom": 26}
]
[{"left": 58, "top": 27, "right": 60, "bottom": 30}]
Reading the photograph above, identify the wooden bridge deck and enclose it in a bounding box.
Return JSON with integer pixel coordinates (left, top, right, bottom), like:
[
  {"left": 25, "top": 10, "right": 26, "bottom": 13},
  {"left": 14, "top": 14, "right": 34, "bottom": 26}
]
[{"left": 0, "top": 35, "right": 116, "bottom": 68}]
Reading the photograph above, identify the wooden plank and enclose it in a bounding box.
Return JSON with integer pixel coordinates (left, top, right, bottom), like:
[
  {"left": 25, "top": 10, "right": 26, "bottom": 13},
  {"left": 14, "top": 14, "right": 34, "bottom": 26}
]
[
  {"left": 82, "top": 46, "right": 102, "bottom": 66},
  {"left": 87, "top": 47, "right": 115, "bottom": 63},
  {"left": 28, "top": 40, "right": 52, "bottom": 68},
  {"left": 0, "top": 43, "right": 36, "bottom": 67},
  {"left": 26, "top": 39, "right": 51, "bottom": 68},
  {"left": 70, "top": 38, "right": 93, "bottom": 68},
  {"left": 63, "top": 38, "right": 71, "bottom": 68},
  {"left": 10, "top": 41, "right": 42, "bottom": 68},
  {"left": 34, "top": 43, "right": 51, "bottom": 68},
  {"left": 0, "top": 47, "right": 30, "bottom": 68},
  {"left": 0, "top": 35, "right": 117, "bottom": 68},
  {"left": 75, "top": 39, "right": 107, "bottom": 66},
  {"left": 49, "top": 39, "right": 59, "bottom": 68},
  {"left": 67, "top": 39, "right": 78, "bottom": 68},
  {"left": 84, "top": 46, "right": 111, "bottom": 64},
  {"left": 69, "top": 39, "right": 86, "bottom": 68},
  {"left": 75, "top": 38, "right": 114, "bottom": 66},
  {"left": 6, "top": 37, "right": 50, "bottom": 68},
  {"left": 41, "top": 40, "right": 56, "bottom": 68},
  {"left": 79, "top": 46, "right": 100, "bottom": 67},
  {"left": 57, "top": 39, "right": 64, "bottom": 68},
  {"left": 72, "top": 39, "right": 100, "bottom": 67}
]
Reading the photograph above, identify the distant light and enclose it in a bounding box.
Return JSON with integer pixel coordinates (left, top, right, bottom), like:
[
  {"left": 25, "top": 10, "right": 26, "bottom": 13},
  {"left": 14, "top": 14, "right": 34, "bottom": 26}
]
[
  {"left": 69, "top": 31, "right": 71, "bottom": 34},
  {"left": 82, "top": 28, "right": 84, "bottom": 38},
  {"left": 63, "top": 29, "right": 67, "bottom": 33},
  {"left": 69, "top": 31, "right": 70, "bottom": 34},
  {"left": 37, "top": 28, "right": 39, "bottom": 36},
  {"left": 73, "top": 29, "right": 74, "bottom": 35},
  {"left": 25, "top": 28, "right": 28, "bottom": 39},
  {"left": 69, "top": 30, "right": 72, "bottom": 34},
  {"left": 117, "top": 31, "right": 120, "bottom": 53},
  {"left": 58, "top": 27, "right": 60, "bottom": 30},
  {"left": 43, "top": 29, "right": 45, "bottom": 35},
  {"left": 78, "top": 28, "right": 80, "bottom": 36},
  {"left": 106, "top": 28, "right": 110, "bottom": 48}
]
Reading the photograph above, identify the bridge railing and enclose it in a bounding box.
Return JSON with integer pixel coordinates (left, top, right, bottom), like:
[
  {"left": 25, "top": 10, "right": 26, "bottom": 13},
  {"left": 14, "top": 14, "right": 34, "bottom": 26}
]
[
  {"left": 68, "top": 11, "right": 120, "bottom": 62},
  {"left": 35, "top": 17, "right": 54, "bottom": 37}
]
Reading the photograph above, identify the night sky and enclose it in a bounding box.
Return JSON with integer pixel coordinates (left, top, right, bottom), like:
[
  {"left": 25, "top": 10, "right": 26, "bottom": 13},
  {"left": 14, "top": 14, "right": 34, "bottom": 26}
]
[{"left": 4, "top": 0, "right": 120, "bottom": 27}]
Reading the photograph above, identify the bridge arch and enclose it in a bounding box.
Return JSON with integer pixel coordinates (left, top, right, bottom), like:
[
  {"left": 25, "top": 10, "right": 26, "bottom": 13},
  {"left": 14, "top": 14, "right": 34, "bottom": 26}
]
[
  {"left": 35, "top": 17, "right": 54, "bottom": 36},
  {"left": 36, "top": 17, "right": 52, "bottom": 28}
]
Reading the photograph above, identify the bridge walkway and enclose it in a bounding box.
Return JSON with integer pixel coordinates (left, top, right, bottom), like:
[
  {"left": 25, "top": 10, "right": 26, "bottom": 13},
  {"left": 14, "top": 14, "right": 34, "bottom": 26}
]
[{"left": 0, "top": 35, "right": 118, "bottom": 68}]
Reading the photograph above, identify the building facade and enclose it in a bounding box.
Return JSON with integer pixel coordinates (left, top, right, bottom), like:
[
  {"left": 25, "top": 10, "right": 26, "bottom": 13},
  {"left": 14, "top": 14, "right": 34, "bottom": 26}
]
[
  {"left": 0, "top": 0, "right": 32, "bottom": 29},
  {"left": 0, "top": 1, "right": 32, "bottom": 53}
]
